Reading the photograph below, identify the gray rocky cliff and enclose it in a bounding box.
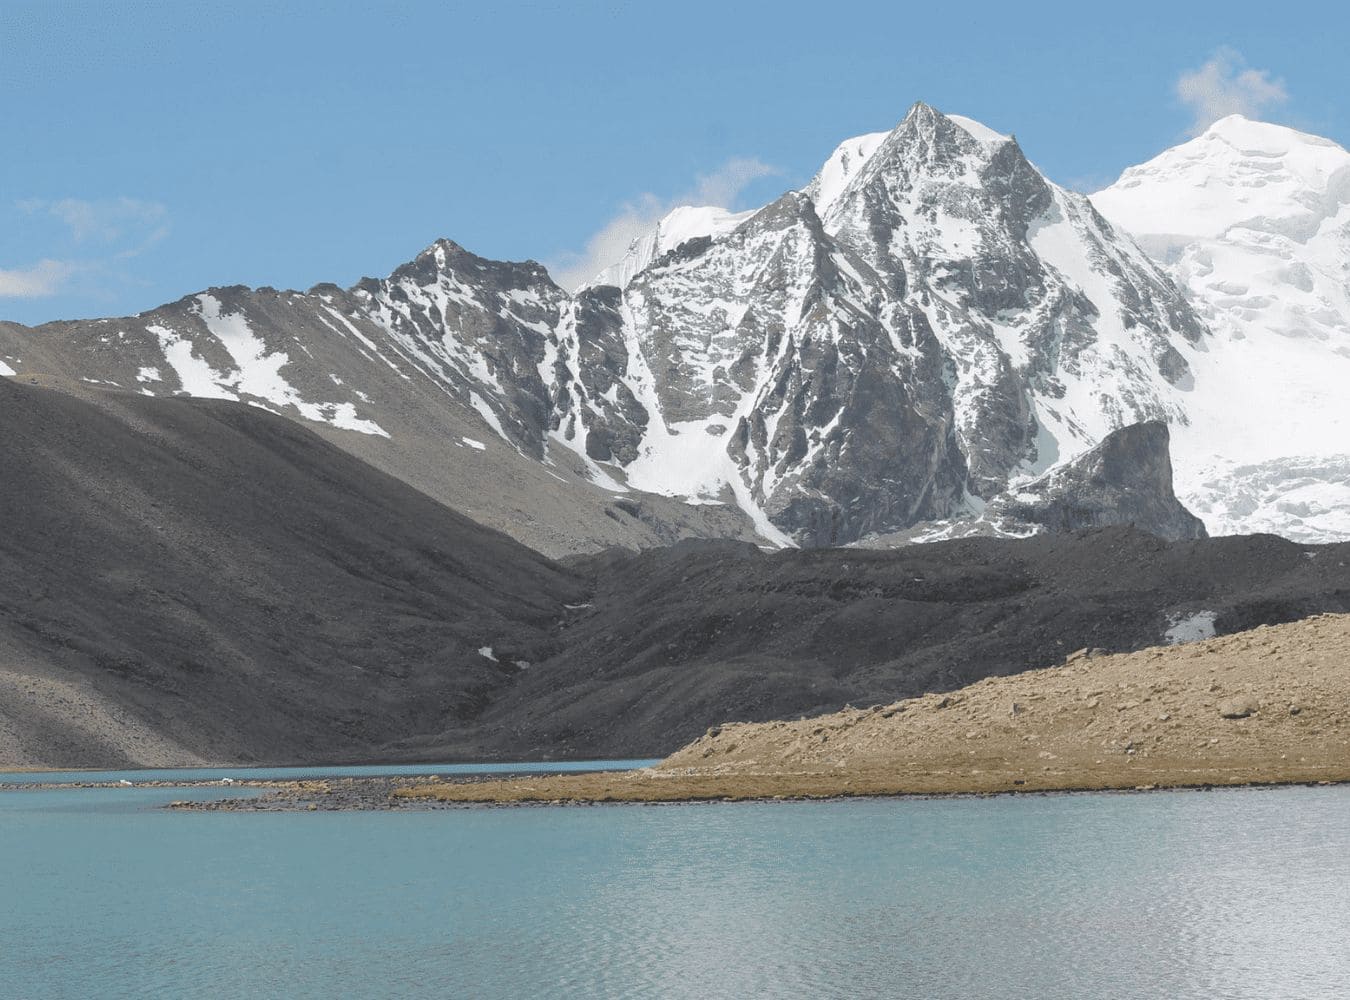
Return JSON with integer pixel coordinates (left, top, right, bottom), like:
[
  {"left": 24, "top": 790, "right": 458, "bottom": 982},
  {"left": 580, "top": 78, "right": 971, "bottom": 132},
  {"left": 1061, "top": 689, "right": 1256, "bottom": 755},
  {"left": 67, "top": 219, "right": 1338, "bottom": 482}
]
[{"left": 992, "top": 421, "right": 1208, "bottom": 541}]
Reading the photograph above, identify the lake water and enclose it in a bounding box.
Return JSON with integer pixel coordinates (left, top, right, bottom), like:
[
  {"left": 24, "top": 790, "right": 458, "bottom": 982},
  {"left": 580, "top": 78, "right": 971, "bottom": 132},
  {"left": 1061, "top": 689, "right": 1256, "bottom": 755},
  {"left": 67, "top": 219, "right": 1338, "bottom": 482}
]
[{"left": 2, "top": 777, "right": 1347, "bottom": 999}]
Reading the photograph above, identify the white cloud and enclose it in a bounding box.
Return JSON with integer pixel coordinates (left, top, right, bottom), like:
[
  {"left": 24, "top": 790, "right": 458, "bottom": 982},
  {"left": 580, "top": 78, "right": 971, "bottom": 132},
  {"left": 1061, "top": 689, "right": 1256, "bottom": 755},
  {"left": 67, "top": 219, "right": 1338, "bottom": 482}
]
[
  {"left": 0, "top": 259, "right": 76, "bottom": 298},
  {"left": 548, "top": 157, "right": 779, "bottom": 291},
  {"left": 18, "top": 196, "right": 170, "bottom": 252},
  {"left": 1176, "top": 47, "right": 1288, "bottom": 136}
]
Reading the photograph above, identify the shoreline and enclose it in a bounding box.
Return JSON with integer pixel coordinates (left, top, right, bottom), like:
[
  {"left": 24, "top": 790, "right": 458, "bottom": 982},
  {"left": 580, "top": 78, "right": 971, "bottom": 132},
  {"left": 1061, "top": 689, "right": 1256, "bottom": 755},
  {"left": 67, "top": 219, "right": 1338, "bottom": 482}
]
[
  {"left": 3, "top": 763, "right": 1346, "bottom": 811},
  {"left": 153, "top": 765, "right": 1350, "bottom": 811}
]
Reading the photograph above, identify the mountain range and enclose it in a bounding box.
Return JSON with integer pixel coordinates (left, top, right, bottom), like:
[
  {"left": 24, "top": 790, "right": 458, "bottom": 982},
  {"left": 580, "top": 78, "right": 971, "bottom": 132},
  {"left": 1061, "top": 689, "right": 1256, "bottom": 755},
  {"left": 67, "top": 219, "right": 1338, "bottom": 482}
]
[
  {"left": 3, "top": 103, "right": 1348, "bottom": 554},
  {"left": 4, "top": 374, "right": 1347, "bottom": 767},
  {"left": 5, "top": 101, "right": 1350, "bottom": 766}
]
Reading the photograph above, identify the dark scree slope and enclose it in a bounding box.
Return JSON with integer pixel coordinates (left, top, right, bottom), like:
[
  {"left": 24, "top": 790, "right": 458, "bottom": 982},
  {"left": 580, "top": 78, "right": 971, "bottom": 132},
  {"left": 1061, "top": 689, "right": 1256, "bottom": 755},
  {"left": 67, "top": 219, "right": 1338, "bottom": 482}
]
[{"left": 0, "top": 377, "right": 582, "bottom": 767}]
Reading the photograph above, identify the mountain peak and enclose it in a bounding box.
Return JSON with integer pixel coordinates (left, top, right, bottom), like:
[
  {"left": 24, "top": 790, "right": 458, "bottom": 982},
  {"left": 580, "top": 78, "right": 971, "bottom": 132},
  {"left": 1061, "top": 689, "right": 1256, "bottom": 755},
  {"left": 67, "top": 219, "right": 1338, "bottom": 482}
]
[
  {"left": 1202, "top": 112, "right": 1252, "bottom": 134},
  {"left": 903, "top": 99, "right": 940, "bottom": 122},
  {"left": 895, "top": 102, "right": 1007, "bottom": 144},
  {"left": 896, "top": 100, "right": 965, "bottom": 139}
]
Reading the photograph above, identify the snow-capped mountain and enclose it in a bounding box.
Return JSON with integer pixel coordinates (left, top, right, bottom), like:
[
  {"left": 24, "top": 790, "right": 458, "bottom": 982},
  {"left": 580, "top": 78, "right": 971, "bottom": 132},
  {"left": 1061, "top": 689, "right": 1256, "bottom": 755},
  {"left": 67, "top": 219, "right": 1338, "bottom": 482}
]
[
  {"left": 586, "top": 103, "right": 1205, "bottom": 543},
  {"left": 1093, "top": 116, "right": 1350, "bottom": 541},
  {"left": 1, "top": 103, "right": 1229, "bottom": 548}
]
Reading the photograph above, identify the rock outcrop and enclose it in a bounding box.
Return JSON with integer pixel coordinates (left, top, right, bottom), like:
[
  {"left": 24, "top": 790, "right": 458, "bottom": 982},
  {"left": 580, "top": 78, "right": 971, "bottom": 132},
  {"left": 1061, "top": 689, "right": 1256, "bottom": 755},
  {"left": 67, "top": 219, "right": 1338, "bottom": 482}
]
[{"left": 992, "top": 421, "right": 1207, "bottom": 540}]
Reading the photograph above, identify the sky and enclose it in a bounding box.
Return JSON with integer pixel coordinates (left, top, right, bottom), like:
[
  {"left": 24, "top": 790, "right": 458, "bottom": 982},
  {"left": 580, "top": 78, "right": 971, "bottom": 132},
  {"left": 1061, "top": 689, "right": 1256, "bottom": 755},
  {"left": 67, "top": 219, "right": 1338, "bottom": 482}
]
[{"left": 2, "top": 0, "right": 1347, "bottom": 325}]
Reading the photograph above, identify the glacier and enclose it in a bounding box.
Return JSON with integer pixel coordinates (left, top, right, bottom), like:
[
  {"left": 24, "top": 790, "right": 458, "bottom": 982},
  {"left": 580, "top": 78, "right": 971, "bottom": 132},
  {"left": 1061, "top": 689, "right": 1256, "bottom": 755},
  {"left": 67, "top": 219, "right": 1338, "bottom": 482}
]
[{"left": 1093, "top": 115, "right": 1350, "bottom": 542}]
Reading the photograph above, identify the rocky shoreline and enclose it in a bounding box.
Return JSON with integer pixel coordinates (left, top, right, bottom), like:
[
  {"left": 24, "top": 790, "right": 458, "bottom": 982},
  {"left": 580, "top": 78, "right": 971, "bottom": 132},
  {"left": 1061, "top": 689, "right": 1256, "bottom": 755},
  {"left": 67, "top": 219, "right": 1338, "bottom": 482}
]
[{"left": 154, "top": 772, "right": 1350, "bottom": 812}]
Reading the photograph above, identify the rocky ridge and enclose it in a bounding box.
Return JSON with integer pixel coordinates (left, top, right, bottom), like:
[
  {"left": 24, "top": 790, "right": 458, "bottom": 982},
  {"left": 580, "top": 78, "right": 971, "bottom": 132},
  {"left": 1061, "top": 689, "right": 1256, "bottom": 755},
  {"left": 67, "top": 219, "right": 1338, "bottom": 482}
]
[{"left": 3, "top": 375, "right": 1347, "bottom": 770}]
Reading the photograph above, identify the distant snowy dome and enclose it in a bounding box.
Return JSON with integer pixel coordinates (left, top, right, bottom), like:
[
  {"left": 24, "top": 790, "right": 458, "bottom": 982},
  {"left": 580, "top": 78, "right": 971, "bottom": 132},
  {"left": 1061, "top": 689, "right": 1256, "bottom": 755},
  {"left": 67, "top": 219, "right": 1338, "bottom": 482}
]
[
  {"left": 1092, "top": 115, "right": 1350, "bottom": 254},
  {"left": 586, "top": 205, "right": 753, "bottom": 290}
]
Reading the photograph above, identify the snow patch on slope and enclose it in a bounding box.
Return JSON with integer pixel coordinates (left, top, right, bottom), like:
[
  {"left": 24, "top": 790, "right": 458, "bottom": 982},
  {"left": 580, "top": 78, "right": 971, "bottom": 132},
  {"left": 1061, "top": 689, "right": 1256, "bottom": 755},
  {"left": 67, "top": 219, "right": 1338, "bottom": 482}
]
[
  {"left": 1165, "top": 610, "right": 1217, "bottom": 644},
  {"left": 148, "top": 323, "right": 238, "bottom": 400},
  {"left": 615, "top": 293, "right": 793, "bottom": 546},
  {"left": 194, "top": 295, "right": 388, "bottom": 437}
]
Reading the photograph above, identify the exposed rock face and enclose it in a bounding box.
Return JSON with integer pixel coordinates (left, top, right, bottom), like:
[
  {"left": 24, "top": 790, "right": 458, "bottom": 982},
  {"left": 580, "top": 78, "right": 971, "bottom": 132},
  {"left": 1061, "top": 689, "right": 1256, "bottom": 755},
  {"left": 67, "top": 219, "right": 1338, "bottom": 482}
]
[
  {"left": 619, "top": 190, "right": 969, "bottom": 545},
  {"left": 815, "top": 106, "right": 1204, "bottom": 498},
  {"left": 993, "top": 422, "right": 1208, "bottom": 541},
  {"left": 0, "top": 104, "right": 1212, "bottom": 549}
]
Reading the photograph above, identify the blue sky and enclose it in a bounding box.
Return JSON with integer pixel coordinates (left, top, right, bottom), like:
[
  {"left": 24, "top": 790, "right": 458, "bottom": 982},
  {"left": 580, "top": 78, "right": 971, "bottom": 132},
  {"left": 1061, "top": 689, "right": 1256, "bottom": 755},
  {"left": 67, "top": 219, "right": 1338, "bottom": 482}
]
[{"left": 3, "top": 0, "right": 1346, "bottom": 325}]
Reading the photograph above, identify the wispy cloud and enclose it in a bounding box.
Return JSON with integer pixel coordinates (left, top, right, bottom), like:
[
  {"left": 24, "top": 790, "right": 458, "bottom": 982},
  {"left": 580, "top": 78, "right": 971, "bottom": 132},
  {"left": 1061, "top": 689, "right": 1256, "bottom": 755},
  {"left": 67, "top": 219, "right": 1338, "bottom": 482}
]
[
  {"left": 18, "top": 196, "right": 170, "bottom": 255},
  {"left": 1176, "top": 47, "right": 1288, "bottom": 136},
  {"left": 548, "top": 157, "right": 779, "bottom": 291},
  {"left": 0, "top": 259, "right": 76, "bottom": 298},
  {"left": 3, "top": 197, "right": 171, "bottom": 303}
]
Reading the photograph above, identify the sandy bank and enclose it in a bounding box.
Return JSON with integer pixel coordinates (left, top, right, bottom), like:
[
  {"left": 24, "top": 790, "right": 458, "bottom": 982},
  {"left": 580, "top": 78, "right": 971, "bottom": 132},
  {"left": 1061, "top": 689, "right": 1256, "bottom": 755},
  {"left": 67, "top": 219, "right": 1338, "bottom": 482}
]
[{"left": 395, "top": 613, "right": 1350, "bottom": 804}]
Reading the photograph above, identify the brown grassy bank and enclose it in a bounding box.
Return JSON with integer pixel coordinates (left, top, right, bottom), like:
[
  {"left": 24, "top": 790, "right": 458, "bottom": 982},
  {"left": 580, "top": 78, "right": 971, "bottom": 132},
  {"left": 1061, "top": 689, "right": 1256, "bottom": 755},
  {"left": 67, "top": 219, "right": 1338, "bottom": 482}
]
[{"left": 396, "top": 612, "right": 1350, "bottom": 804}]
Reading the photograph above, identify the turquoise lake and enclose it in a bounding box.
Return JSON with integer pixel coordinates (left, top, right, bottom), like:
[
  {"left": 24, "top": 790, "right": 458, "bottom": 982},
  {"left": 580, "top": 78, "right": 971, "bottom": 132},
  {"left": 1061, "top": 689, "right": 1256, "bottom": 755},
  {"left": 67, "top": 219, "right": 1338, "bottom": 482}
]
[{"left": 2, "top": 776, "right": 1347, "bottom": 999}]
